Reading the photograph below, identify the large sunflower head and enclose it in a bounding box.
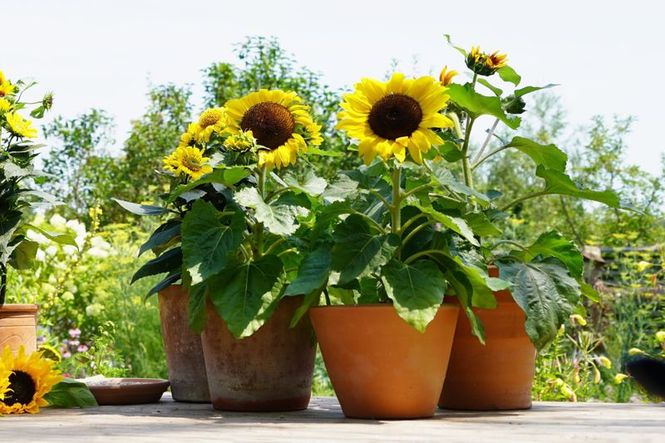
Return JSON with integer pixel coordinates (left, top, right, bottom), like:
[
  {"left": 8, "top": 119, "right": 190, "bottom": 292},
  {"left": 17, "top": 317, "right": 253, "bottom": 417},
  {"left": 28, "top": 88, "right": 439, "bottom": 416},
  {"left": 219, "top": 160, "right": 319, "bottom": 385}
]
[
  {"left": 194, "top": 107, "right": 226, "bottom": 144},
  {"left": 0, "top": 346, "right": 63, "bottom": 414},
  {"left": 163, "top": 145, "right": 213, "bottom": 180},
  {"left": 224, "top": 89, "right": 322, "bottom": 169},
  {"left": 337, "top": 73, "right": 453, "bottom": 165}
]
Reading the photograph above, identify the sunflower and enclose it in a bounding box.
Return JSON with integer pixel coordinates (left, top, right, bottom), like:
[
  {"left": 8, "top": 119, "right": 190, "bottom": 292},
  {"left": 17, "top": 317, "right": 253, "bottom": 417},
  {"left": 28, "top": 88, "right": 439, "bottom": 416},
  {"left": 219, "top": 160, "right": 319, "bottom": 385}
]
[
  {"left": 439, "top": 66, "right": 458, "bottom": 86},
  {"left": 224, "top": 89, "right": 322, "bottom": 169},
  {"left": 224, "top": 129, "right": 256, "bottom": 152},
  {"left": 5, "top": 112, "right": 38, "bottom": 138},
  {"left": 0, "top": 346, "right": 63, "bottom": 414},
  {"left": 163, "top": 145, "right": 213, "bottom": 180},
  {"left": 193, "top": 108, "right": 226, "bottom": 144},
  {"left": 0, "top": 70, "right": 15, "bottom": 97},
  {"left": 0, "top": 98, "right": 11, "bottom": 113},
  {"left": 466, "top": 46, "right": 508, "bottom": 76},
  {"left": 337, "top": 73, "right": 453, "bottom": 164}
]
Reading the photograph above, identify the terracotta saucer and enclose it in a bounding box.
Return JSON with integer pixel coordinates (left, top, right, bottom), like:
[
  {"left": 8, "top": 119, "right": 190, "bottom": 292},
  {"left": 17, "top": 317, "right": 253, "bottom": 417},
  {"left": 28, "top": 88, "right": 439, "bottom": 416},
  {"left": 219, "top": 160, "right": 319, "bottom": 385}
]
[{"left": 83, "top": 378, "right": 170, "bottom": 405}]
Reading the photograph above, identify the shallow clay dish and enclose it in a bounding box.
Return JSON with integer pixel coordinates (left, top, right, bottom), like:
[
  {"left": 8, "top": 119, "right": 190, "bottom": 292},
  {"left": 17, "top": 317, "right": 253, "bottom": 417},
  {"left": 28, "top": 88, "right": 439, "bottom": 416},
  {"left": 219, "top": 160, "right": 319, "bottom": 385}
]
[{"left": 84, "top": 378, "right": 170, "bottom": 405}]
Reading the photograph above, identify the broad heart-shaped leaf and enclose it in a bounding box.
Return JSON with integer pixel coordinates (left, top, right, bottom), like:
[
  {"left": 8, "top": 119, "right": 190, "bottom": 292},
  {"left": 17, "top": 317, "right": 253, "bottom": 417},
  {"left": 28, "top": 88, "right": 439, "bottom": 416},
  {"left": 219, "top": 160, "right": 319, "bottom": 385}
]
[
  {"left": 496, "top": 259, "right": 579, "bottom": 350},
  {"left": 167, "top": 167, "right": 251, "bottom": 203},
  {"left": 285, "top": 247, "right": 332, "bottom": 296},
  {"left": 139, "top": 219, "right": 181, "bottom": 257},
  {"left": 44, "top": 379, "right": 98, "bottom": 408},
  {"left": 505, "top": 137, "right": 568, "bottom": 172},
  {"left": 464, "top": 212, "right": 502, "bottom": 237},
  {"left": 535, "top": 165, "right": 622, "bottom": 208},
  {"left": 322, "top": 174, "right": 359, "bottom": 204},
  {"left": 113, "top": 198, "right": 168, "bottom": 216},
  {"left": 331, "top": 214, "right": 398, "bottom": 285},
  {"left": 497, "top": 65, "right": 521, "bottom": 85},
  {"left": 235, "top": 187, "right": 305, "bottom": 236},
  {"left": 522, "top": 231, "right": 583, "bottom": 278},
  {"left": 181, "top": 200, "right": 244, "bottom": 285},
  {"left": 477, "top": 78, "right": 503, "bottom": 97},
  {"left": 447, "top": 83, "right": 521, "bottom": 129},
  {"left": 206, "top": 255, "right": 283, "bottom": 339},
  {"left": 131, "top": 247, "right": 182, "bottom": 284},
  {"left": 381, "top": 259, "right": 447, "bottom": 332},
  {"left": 412, "top": 203, "right": 479, "bottom": 246},
  {"left": 284, "top": 170, "right": 328, "bottom": 196},
  {"left": 188, "top": 283, "right": 207, "bottom": 333}
]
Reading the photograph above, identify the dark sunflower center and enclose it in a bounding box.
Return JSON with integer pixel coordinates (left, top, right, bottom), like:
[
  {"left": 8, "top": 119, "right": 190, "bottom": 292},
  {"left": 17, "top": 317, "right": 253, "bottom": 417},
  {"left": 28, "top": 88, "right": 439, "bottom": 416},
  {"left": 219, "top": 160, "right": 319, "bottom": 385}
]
[
  {"left": 240, "top": 102, "right": 295, "bottom": 150},
  {"left": 368, "top": 94, "right": 423, "bottom": 140},
  {"left": 2, "top": 371, "right": 36, "bottom": 406}
]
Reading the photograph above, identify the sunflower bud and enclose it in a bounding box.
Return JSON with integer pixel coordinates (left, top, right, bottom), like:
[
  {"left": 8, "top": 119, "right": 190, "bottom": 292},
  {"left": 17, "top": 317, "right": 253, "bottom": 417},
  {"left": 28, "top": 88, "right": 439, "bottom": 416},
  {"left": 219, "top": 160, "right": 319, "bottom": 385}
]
[
  {"left": 502, "top": 95, "right": 526, "bottom": 115},
  {"left": 224, "top": 130, "right": 257, "bottom": 152},
  {"left": 439, "top": 66, "right": 458, "bottom": 86},
  {"left": 42, "top": 92, "right": 54, "bottom": 110},
  {"left": 598, "top": 356, "right": 612, "bottom": 369},
  {"left": 465, "top": 46, "right": 508, "bottom": 76}
]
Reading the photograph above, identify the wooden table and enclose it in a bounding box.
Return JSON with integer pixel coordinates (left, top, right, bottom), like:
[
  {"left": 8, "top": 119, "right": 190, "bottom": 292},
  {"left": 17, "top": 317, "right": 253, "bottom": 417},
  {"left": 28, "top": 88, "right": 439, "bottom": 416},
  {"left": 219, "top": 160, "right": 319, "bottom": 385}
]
[{"left": 1, "top": 395, "right": 663, "bottom": 442}]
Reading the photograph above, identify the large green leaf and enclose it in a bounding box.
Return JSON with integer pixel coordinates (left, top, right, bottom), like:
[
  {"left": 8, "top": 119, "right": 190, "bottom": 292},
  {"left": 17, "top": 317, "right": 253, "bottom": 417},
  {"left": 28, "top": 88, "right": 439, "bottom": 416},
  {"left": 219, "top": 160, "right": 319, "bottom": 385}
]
[
  {"left": 412, "top": 203, "right": 479, "bottom": 246},
  {"left": 131, "top": 247, "right": 182, "bottom": 284},
  {"left": 9, "top": 238, "right": 38, "bottom": 270},
  {"left": 496, "top": 260, "right": 579, "bottom": 350},
  {"left": 331, "top": 214, "right": 398, "bottom": 285},
  {"left": 138, "top": 220, "right": 181, "bottom": 257},
  {"left": 44, "top": 379, "right": 98, "bottom": 408},
  {"left": 381, "top": 259, "right": 447, "bottom": 332},
  {"left": 497, "top": 66, "right": 521, "bottom": 85},
  {"left": 181, "top": 200, "right": 244, "bottom": 285},
  {"left": 206, "top": 255, "right": 283, "bottom": 338},
  {"left": 429, "top": 163, "right": 491, "bottom": 206},
  {"left": 536, "top": 165, "right": 622, "bottom": 207},
  {"left": 464, "top": 212, "right": 502, "bottom": 237},
  {"left": 285, "top": 247, "right": 331, "bottom": 296},
  {"left": 505, "top": 137, "right": 568, "bottom": 172},
  {"left": 322, "top": 174, "right": 359, "bottom": 203},
  {"left": 447, "top": 84, "right": 521, "bottom": 129},
  {"left": 235, "top": 187, "right": 306, "bottom": 236},
  {"left": 167, "top": 167, "right": 251, "bottom": 203},
  {"left": 188, "top": 283, "right": 207, "bottom": 333},
  {"left": 522, "top": 231, "right": 583, "bottom": 278},
  {"left": 145, "top": 272, "right": 181, "bottom": 298},
  {"left": 113, "top": 198, "right": 168, "bottom": 216},
  {"left": 284, "top": 170, "right": 327, "bottom": 196}
]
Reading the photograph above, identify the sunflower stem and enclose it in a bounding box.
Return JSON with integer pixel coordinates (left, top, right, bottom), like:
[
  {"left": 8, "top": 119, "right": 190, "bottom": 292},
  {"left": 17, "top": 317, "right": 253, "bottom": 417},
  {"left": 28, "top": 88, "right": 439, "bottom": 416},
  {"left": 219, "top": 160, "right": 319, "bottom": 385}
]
[
  {"left": 390, "top": 166, "right": 402, "bottom": 235},
  {"left": 461, "top": 117, "right": 476, "bottom": 189},
  {"left": 255, "top": 166, "right": 268, "bottom": 258}
]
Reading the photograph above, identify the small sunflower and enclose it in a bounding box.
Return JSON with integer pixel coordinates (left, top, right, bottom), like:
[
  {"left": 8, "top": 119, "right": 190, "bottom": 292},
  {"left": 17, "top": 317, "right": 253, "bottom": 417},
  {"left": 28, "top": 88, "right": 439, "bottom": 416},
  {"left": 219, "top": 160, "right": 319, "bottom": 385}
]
[
  {"left": 0, "top": 346, "right": 63, "bottom": 414},
  {"left": 224, "top": 89, "right": 322, "bottom": 169},
  {"left": 5, "top": 112, "right": 38, "bottom": 138},
  {"left": 466, "top": 46, "right": 508, "bottom": 76},
  {"left": 337, "top": 73, "right": 453, "bottom": 164},
  {"left": 0, "top": 98, "right": 11, "bottom": 113},
  {"left": 163, "top": 145, "right": 213, "bottom": 180},
  {"left": 439, "top": 66, "right": 458, "bottom": 86},
  {"left": 193, "top": 108, "right": 226, "bottom": 143},
  {"left": 0, "top": 70, "right": 15, "bottom": 97},
  {"left": 224, "top": 129, "right": 257, "bottom": 152}
]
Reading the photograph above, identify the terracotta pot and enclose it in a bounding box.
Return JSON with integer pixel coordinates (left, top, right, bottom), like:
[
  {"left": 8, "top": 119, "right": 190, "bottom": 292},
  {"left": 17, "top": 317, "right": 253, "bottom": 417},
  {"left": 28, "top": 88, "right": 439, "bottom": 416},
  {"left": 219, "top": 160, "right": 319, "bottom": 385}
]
[
  {"left": 0, "top": 304, "right": 38, "bottom": 354},
  {"left": 201, "top": 296, "right": 316, "bottom": 412},
  {"left": 310, "top": 304, "right": 459, "bottom": 419},
  {"left": 439, "top": 268, "right": 536, "bottom": 410},
  {"left": 158, "top": 286, "right": 210, "bottom": 403}
]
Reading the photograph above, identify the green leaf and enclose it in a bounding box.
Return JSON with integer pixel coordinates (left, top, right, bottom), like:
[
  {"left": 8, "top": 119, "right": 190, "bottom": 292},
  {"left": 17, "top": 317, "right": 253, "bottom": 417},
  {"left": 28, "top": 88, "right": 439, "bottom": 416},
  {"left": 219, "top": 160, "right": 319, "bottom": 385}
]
[
  {"left": 322, "top": 174, "right": 359, "bottom": 203},
  {"left": 443, "top": 34, "right": 467, "bottom": 57},
  {"left": 497, "top": 65, "right": 521, "bottom": 85},
  {"left": 505, "top": 137, "right": 568, "bottom": 172},
  {"left": 167, "top": 167, "right": 251, "bottom": 203},
  {"left": 514, "top": 84, "right": 557, "bottom": 98},
  {"left": 284, "top": 170, "right": 328, "bottom": 196},
  {"left": 235, "top": 187, "right": 306, "bottom": 236},
  {"left": 331, "top": 214, "right": 398, "bottom": 285},
  {"left": 188, "top": 283, "right": 207, "bottom": 333},
  {"left": 497, "top": 260, "right": 579, "bottom": 350},
  {"left": 465, "top": 212, "right": 502, "bottom": 237},
  {"left": 9, "top": 239, "right": 38, "bottom": 270},
  {"left": 412, "top": 203, "right": 479, "bottom": 246},
  {"left": 181, "top": 200, "right": 244, "bottom": 285},
  {"left": 307, "top": 146, "right": 343, "bottom": 157},
  {"left": 131, "top": 247, "right": 182, "bottom": 284},
  {"left": 145, "top": 272, "right": 181, "bottom": 298},
  {"left": 447, "top": 84, "right": 521, "bottom": 129},
  {"left": 477, "top": 78, "right": 503, "bottom": 96},
  {"left": 138, "top": 220, "right": 181, "bottom": 257},
  {"left": 113, "top": 198, "right": 168, "bottom": 216},
  {"left": 536, "top": 165, "right": 622, "bottom": 207},
  {"left": 289, "top": 290, "right": 321, "bottom": 328},
  {"left": 381, "top": 259, "right": 446, "bottom": 332},
  {"left": 580, "top": 281, "right": 600, "bottom": 303},
  {"left": 438, "top": 141, "right": 464, "bottom": 162},
  {"left": 522, "top": 231, "right": 583, "bottom": 278},
  {"left": 26, "top": 224, "right": 78, "bottom": 247},
  {"left": 285, "top": 247, "right": 331, "bottom": 296},
  {"left": 207, "top": 255, "right": 283, "bottom": 338},
  {"left": 45, "top": 379, "right": 98, "bottom": 408}
]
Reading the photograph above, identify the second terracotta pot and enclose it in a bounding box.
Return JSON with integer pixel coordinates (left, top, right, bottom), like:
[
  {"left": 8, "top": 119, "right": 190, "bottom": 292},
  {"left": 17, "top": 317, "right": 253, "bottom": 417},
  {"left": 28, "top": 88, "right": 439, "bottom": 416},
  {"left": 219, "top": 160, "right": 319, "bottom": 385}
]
[
  {"left": 158, "top": 286, "right": 210, "bottom": 403},
  {"left": 0, "top": 304, "right": 38, "bottom": 355},
  {"left": 439, "top": 282, "right": 536, "bottom": 410},
  {"left": 310, "top": 304, "right": 459, "bottom": 419},
  {"left": 201, "top": 296, "right": 316, "bottom": 412}
]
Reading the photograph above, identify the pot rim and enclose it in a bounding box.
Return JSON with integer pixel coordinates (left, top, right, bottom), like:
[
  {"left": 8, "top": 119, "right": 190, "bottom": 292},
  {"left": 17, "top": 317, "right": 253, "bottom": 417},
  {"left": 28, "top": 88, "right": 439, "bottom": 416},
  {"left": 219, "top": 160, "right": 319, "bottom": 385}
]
[
  {"left": 310, "top": 303, "right": 458, "bottom": 310},
  {"left": 0, "top": 303, "right": 39, "bottom": 313}
]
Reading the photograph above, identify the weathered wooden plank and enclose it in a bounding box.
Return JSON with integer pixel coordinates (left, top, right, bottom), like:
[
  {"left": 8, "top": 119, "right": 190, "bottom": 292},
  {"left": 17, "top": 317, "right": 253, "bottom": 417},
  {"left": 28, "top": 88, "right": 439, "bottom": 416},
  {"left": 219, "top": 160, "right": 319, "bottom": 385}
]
[{"left": 0, "top": 395, "right": 663, "bottom": 442}]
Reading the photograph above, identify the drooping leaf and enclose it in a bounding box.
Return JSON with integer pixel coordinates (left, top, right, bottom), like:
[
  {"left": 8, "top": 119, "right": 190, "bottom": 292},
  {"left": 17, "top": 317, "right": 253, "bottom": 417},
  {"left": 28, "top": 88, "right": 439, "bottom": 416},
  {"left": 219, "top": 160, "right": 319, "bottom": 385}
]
[
  {"left": 131, "top": 247, "right": 182, "bottom": 284},
  {"left": 412, "top": 203, "right": 479, "bottom": 246},
  {"left": 145, "top": 272, "right": 181, "bottom": 298},
  {"left": 285, "top": 247, "right": 332, "bottom": 296},
  {"left": 289, "top": 290, "right": 321, "bottom": 328},
  {"left": 497, "top": 65, "right": 521, "bottom": 85},
  {"left": 235, "top": 187, "right": 305, "bottom": 236},
  {"left": 514, "top": 84, "right": 557, "bottom": 98},
  {"left": 477, "top": 78, "right": 503, "bottom": 96},
  {"left": 138, "top": 220, "right": 181, "bottom": 257},
  {"left": 113, "top": 198, "right": 168, "bottom": 216},
  {"left": 464, "top": 212, "right": 502, "bottom": 237},
  {"left": 9, "top": 239, "right": 38, "bottom": 270},
  {"left": 331, "top": 214, "right": 398, "bottom": 285},
  {"left": 188, "top": 283, "right": 207, "bottom": 333},
  {"left": 167, "top": 167, "right": 251, "bottom": 203},
  {"left": 206, "top": 255, "right": 283, "bottom": 338},
  {"left": 381, "top": 259, "right": 447, "bottom": 332},
  {"left": 505, "top": 137, "right": 568, "bottom": 172},
  {"left": 181, "top": 200, "right": 244, "bottom": 285},
  {"left": 536, "top": 165, "right": 623, "bottom": 208},
  {"left": 522, "top": 231, "right": 583, "bottom": 278},
  {"left": 438, "top": 141, "right": 464, "bottom": 162},
  {"left": 429, "top": 160, "right": 491, "bottom": 206},
  {"left": 45, "top": 379, "right": 98, "bottom": 408},
  {"left": 447, "top": 83, "right": 521, "bottom": 129}
]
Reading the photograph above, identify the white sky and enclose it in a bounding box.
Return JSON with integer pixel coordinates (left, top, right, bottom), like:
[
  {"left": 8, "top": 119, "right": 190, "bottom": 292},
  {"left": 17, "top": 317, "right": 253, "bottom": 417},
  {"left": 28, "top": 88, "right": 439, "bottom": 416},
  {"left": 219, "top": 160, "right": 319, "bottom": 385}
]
[{"left": 2, "top": 0, "right": 664, "bottom": 174}]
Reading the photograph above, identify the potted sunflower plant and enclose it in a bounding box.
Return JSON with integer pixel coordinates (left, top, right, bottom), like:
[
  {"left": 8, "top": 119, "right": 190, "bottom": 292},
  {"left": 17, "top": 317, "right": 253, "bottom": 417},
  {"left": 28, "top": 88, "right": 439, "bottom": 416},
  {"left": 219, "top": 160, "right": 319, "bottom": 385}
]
[
  {"left": 119, "top": 89, "right": 325, "bottom": 411},
  {"left": 0, "top": 69, "right": 75, "bottom": 355}
]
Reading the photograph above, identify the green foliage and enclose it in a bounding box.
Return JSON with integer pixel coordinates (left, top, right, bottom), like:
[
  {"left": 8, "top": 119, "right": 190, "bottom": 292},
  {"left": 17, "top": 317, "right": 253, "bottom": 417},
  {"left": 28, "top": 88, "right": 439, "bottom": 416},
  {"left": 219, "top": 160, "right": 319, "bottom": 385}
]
[{"left": 44, "top": 378, "right": 98, "bottom": 409}]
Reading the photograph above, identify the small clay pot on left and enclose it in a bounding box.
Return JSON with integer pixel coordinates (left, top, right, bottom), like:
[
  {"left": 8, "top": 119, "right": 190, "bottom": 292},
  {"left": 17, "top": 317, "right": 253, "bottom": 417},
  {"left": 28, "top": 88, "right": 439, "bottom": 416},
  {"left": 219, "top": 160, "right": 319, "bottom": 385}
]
[
  {"left": 0, "top": 304, "right": 38, "bottom": 355},
  {"left": 158, "top": 285, "right": 210, "bottom": 403}
]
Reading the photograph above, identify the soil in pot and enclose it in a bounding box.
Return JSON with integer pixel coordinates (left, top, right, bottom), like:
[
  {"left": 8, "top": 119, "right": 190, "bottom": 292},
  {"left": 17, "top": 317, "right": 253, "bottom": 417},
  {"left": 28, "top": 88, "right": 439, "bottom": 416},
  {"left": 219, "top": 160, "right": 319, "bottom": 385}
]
[
  {"left": 201, "top": 296, "right": 316, "bottom": 412},
  {"left": 439, "top": 279, "right": 536, "bottom": 410},
  {"left": 158, "top": 286, "right": 210, "bottom": 403},
  {"left": 310, "top": 304, "right": 459, "bottom": 419},
  {"left": 0, "top": 304, "right": 38, "bottom": 355}
]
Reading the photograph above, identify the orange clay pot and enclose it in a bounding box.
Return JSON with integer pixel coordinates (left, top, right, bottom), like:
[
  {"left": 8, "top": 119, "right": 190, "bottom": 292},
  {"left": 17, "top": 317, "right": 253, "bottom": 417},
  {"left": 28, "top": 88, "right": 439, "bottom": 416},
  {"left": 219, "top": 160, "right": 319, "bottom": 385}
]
[
  {"left": 0, "top": 304, "right": 38, "bottom": 355},
  {"left": 439, "top": 268, "right": 536, "bottom": 410},
  {"left": 201, "top": 296, "right": 316, "bottom": 412},
  {"left": 158, "top": 286, "right": 210, "bottom": 403},
  {"left": 310, "top": 304, "right": 459, "bottom": 419}
]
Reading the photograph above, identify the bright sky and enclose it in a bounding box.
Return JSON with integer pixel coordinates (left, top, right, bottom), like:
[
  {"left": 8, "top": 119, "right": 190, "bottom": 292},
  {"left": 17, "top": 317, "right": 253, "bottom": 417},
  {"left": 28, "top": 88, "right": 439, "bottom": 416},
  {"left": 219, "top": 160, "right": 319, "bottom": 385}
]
[{"left": 2, "top": 0, "right": 664, "bottom": 174}]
